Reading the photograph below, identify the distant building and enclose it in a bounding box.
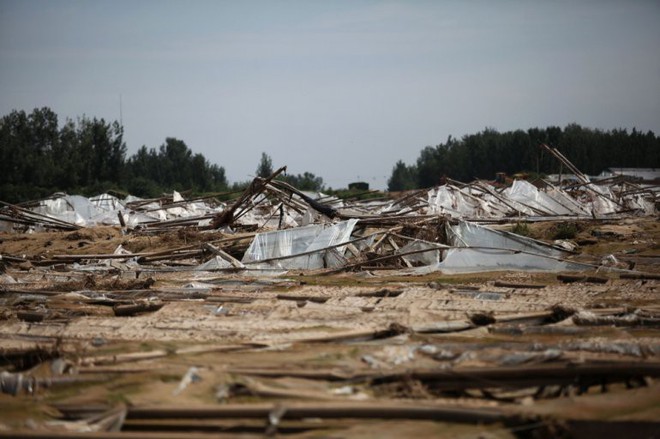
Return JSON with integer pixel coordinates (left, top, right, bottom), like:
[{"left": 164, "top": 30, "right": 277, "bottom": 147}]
[
  {"left": 348, "top": 182, "right": 369, "bottom": 191},
  {"left": 595, "top": 168, "right": 660, "bottom": 183},
  {"left": 545, "top": 173, "right": 581, "bottom": 185}
]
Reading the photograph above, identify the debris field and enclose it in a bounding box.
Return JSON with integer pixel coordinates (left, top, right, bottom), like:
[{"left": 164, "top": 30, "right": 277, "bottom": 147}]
[{"left": 1, "top": 164, "right": 659, "bottom": 438}]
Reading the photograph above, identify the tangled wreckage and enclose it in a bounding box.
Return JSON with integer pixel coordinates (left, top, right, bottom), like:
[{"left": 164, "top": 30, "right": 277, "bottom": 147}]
[{"left": 1, "top": 161, "right": 659, "bottom": 437}]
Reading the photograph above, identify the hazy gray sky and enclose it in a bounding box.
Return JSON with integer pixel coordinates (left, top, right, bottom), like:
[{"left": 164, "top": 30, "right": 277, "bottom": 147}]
[{"left": 1, "top": 0, "right": 659, "bottom": 189}]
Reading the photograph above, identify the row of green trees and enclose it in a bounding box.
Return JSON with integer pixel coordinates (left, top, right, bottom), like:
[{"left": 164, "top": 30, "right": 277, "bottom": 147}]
[
  {"left": 0, "top": 107, "right": 231, "bottom": 203},
  {"left": 0, "top": 108, "right": 326, "bottom": 203},
  {"left": 388, "top": 125, "right": 660, "bottom": 191},
  {"left": 2, "top": 108, "right": 657, "bottom": 202}
]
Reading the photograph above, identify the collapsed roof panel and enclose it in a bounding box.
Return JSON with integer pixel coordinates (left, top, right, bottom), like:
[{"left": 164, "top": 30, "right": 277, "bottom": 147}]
[{"left": 242, "top": 219, "right": 358, "bottom": 270}]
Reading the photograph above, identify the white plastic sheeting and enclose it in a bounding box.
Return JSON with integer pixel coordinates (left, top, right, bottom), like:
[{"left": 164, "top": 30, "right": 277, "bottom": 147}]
[
  {"left": 425, "top": 185, "right": 509, "bottom": 218},
  {"left": 502, "top": 180, "right": 582, "bottom": 216},
  {"left": 434, "top": 247, "right": 588, "bottom": 274},
  {"left": 404, "top": 220, "right": 589, "bottom": 274},
  {"left": 195, "top": 256, "right": 233, "bottom": 271},
  {"left": 446, "top": 220, "right": 568, "bottom": 259},
  {"left": 242, "top": 219, "right": 358, "bottom": 270},
  {"left": 426, "top": 186, "right": 478, "bottom": 217},
  {"left": 34, "top": 195, "right": 120, "bottom": 226},
  {"left": 29, "top": 192, "right": 226, "bottom": 228},
  {"left": 397, "top": 240, "right": 448, "bottom": 266},
  {"left": 583, "top": 184, "right": 618, "bottom": 216}
]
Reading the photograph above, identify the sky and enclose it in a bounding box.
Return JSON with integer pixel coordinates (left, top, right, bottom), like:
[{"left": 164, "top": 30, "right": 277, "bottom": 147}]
[{"left": 1, "top": 0, "right": 659, "bottom": 189}]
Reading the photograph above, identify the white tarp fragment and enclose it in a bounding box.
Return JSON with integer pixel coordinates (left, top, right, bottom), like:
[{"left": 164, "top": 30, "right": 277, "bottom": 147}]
[
  {"left": 503, "top": 180, "right": 580, "bottom": 216},
  {"left": 397, "top": 240, "right": 448, "bottom": 266},
  {"left": 242, "top": 219, "right": 358, "bottom": 269},
  {"left": 196, "top": 256, "right": 233, "bottom": 271},
  {"left": 446, "top": 220, "right": 567, "bottom": 259},
  {"left": 435, "top": 247, "right": 588, "bottom": 274},
  {"left": 584, "top": 184, "right": 618, "bottom": 216},
  {"left": 405, "top": 220, "right": 590, "bottom": 274}
]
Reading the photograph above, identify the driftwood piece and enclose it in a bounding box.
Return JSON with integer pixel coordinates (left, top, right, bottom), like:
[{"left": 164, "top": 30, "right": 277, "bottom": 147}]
[
  {"left": 125, "top": 401, "right": 508, "bottom": 424},
  {"left": 493, "top": 281, "right": 546, "bottom": 289},
  {"left": 355, "top": 288, "right": 403, "bottom": 298},
  {"left": 619, "top": 272, "right": 660, "bottom": 280},
  {"left": 557, "top": 274, "right": 609, "bottom": 284},
  {"left": 228, "top": 362, "right": 660, "bottom": 391},
  {"left": 276, "top": 294, "right": 329, "bottom": 304},
  {"left": 293, "top": 323, "right": 409, "bottom": 344},
  {"left": 113, "top": 302, "right": 164, "bottom": 317},
  {"left": 16, "top": 311, "right": 48, "bottom": 322}
]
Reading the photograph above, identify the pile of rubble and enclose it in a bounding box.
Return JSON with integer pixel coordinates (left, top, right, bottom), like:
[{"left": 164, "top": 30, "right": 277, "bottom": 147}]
[{"left": 0, "top": 165, "right": 658, "bottom": 437}]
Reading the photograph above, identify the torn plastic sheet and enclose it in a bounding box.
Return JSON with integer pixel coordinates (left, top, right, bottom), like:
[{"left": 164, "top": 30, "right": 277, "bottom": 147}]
[
  {"left": 242, "top": 219, "right": 358, "bottom": 269},
  {"left": 503, "top": 180, "right": 582, "bottom": 216},
  {"left": 426, "top": 186, "right": 481, "bottom": 217},
  {"left": 397, "top": 240, "right": 447, "bottom": 266},
  {"left": 544, "top": 186, "right": 591, "bottom": 216},
  {"left": 410, "top": 247, "right": 591, "bottom": 274},
  {"left": 446, "top": 221, "right": 568, "bottom": 259},
  {"left": 623, "top": 194, "right": 656, "bottom": 215},
  {"left": 583, "top": 184, "right": 618, "bottom": 216},
  {"left": 195, "top": 256, "right": 233, "bottom": 271},
  {"left": 236, "top": 207, "right": 299, "bottom": 229},
  {"left": 413, "top": 220, "right": 593, "bottom": 273},
  {"left": 34, "top": 195, "right": 116, "bottom": 226}
]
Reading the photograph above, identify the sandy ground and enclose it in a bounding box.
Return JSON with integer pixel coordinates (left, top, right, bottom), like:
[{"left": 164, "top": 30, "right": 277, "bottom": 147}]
[{"left": 0, "top": 217, "right": 658, "bottom": 437}]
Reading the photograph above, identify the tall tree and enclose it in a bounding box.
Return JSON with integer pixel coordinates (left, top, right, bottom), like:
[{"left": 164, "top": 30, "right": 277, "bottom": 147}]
[
  {"left": 256, "top": 152, "right": 273, "bottom": 178},
  {"left": 387, "top": 160, "right": 417, "bottom": 191}
]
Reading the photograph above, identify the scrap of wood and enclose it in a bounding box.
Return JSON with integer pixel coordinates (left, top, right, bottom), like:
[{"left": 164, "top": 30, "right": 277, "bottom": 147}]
[
  {"left": 619, "top": 272, "right": 660, "bottom": 280},
  {"left": 16, "top": 311, "right": 48, "bottom": 322},
  {"left": 202, "top": 243, "right": 244, "bottom": 268},
  {"left": 126, "top": 401, "right": 509, "bottom": 423},
  {"left": 81, "top": 344, "right": 261, "bottom": 367},
  {"left": 355, "top": 288, "right": 403, "bottom": 298},
  {"left": 113, "top": 302, "right": 164, "bottom": 317},
  {"left": 493, "top": 280, "right": 546, "bottom": 289},
  {"left": 211, "top": 166, "right": 287, "bottom": 228},
  {"left": 557, "top": 274, "right": 609, "bottom": 284},
  {"left": 292, "top": 323, "right": 409, "bottom": 344},
  {"left": 276, "top": 294, "right": 329, "bottom": 304}
]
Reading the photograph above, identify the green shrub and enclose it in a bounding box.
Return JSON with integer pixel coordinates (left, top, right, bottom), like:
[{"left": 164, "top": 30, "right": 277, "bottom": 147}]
[
  {"left": 553, "top": 222, "right": 578, "bottom": 240},
  {"left": 511, "top": 222, "right": 531, "bottom": 236}
]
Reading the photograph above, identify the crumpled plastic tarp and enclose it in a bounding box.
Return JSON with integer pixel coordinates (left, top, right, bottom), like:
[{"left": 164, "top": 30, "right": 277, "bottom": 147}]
[
  {"left": 404, "top": 220, "right": 590, "bottom": 274},
  {"left": 502, "top": 180, "right": 583, "bottom": 216},
  {"left": 435, "top": 247, "right": 588, "bottom": 274},
  {"left": 425, "top": 185, "right": 506, "bottom": 218},
  {"left": 242, "top": 219, "right": 358, "bottom": 269},
  {"left": 396, "top": 240, "right": 448, "bottom": 266},
  {"left": 584, "top": 184, "right": 618, "bottom": 216},
  {"left": 29, "top": 191, "right": 226, "bottom": 228},
  {"left": 34, "top": 194, "right": 120, "bottom": 226},
  {"left": 195, "top": 256, "right": 233, "bottom": 271},
  {"left": 446, "top": 220, "right": 568, "bottom": 259}
]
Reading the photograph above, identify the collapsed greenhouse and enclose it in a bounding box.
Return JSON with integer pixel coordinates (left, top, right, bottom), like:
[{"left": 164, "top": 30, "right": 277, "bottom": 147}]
[{"left": 0, "top": 167, "right": 659, "bottom": 438}]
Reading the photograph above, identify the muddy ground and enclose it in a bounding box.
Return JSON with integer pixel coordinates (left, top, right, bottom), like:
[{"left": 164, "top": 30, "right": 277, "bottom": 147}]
[{"left": 0, "top": 217, "right": 659, "bottom": 438}]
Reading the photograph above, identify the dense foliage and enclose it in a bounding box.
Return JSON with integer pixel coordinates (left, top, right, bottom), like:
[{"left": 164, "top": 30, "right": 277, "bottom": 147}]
[
  {"left": 3, "top": 108, "right": 657, "bottom": 203},
  {"left": 388, "top": 125, "right": 660, "bottom": 191},
  {"left": 0, "top": 108, "right": 227, "bottom": 202}
]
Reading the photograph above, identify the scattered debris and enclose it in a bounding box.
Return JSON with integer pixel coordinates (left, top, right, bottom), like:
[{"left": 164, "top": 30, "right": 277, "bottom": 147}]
[{"left": 1, "top": 167, "right": 659, "bottom": 437}]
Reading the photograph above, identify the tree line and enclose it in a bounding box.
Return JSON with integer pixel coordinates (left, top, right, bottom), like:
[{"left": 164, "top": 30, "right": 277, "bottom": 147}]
[
  {"left": 0, "top": 108, "right": 327, "bottom": 203},
  {"left": 388, "top": 125, "right": 660, "bottom": 191},
  {"left": 2, "top": 108, "right": 658, "bottom": 203},
  {"left": 0, "top": 107, "right": 232, "bottom": 203}
]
